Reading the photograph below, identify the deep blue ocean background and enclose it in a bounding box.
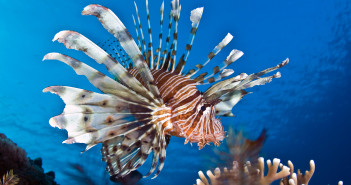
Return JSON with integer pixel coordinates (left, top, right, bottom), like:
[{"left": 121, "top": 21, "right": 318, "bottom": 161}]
[{"left": 0, "top": 0, "right": 350, "bottom": 184}]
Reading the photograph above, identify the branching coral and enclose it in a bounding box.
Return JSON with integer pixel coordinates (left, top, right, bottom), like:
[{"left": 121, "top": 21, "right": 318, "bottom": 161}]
[
  {"left": 196, "top": 157, "right": 290, "bottom": 185},
  {"left": 258, "top": 158, "right": 290, "bottom": 185},
  {"left": 280, "top": 160, "right": 314, "bottom": 185},
  {"left": 196, "top": 157, "right": 344, "bottom": 185},
  {"left": 0, "top": 170, "right": 20, "bottom": 185}
]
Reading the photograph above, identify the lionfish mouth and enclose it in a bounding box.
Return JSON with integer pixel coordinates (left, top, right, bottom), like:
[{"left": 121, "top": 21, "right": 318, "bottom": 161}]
[{"left": 43, "top": 0, "right": 288, "bottom": 180}]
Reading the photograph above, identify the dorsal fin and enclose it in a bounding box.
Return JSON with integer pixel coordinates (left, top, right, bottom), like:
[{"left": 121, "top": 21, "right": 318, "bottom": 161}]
[
  {"left": 132, "top": 15, "right": 143, "bottom": 54},
  {"left": 198, "top": 69, "right": 234, "bottom": 85},
  {"left": 160, "top": 10, "right": 174, "bottom": 69},
  {"left": 170, "top": 0, "right": 181, "bottom": 72},
  {"left": 162, "top": 52, "right": 171, "bottom": 71},
  {"left": 155, "top": 1, "right": 165, "bottom": 69},
  {"left": 134, "top": 2, "right": 148, "bottom": 61},
  {"left": 146, "top": 0, "right": 154, "bottom": 69},
  {"left": 193, "top": 72, "right": 208, "bottom": 82},
  {"left": 177, "top": 7, "right": 204, "bottom": 75},
  {"left": 174, "top": 54, "right": 185, "bottom": 74},
  {"left": 204, "top": 59, "right": 289, "bottom": 103},
  {"left": 186, "top": 33, "right": 233, "bottom": 78},
  {"left": 203, "top": 49, "right": 243, "bottom": 82}
]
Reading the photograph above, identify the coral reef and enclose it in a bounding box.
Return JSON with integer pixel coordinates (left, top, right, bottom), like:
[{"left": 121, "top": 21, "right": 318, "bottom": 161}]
[
  {"left": 0, "top": 133, "right": 58, "bottom": 185},
  {"left": 195, "top": 128, "right": 343, "bottom": 185}
]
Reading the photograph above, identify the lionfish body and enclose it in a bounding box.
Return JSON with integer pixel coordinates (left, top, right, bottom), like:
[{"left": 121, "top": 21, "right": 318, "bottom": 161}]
[
  {"left": 44, "top": 0, "right": 288, "bottom": 179},
  {"left": 129, "top": 68, "right": 225, "bottom": 147}
]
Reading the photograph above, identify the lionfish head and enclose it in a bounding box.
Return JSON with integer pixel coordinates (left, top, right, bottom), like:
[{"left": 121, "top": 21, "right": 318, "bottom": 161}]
[{"left": 188, "top": 97, "right": 225, "bottom": 149}]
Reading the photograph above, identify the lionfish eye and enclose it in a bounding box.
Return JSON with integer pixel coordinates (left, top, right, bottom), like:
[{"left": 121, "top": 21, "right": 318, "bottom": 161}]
[{"left": 201, "top": 106, "right": 206, "bottom": 111}]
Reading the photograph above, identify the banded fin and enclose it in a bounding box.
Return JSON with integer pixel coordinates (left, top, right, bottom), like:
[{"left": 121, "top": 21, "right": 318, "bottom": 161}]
[
  {"left": 44, "top": 86, "right": 128, "bottom": 106},
  {"left": 170, "top": 0, "right": 181, "bottom": 72},
  {"left": 43, "top": 53, "right": 150, "bottom": 106},
  {"left": 133, "top": 2, "right": 148, "bottom": 59},
  {"left": 43, "top": 85, "right": 154, "bottom": 145},
  {"left": 214, "top": 90, "right": 248, "bottom": 116},
  {"left": 201, "top": 69, "right": 234, "bottom": 84},
  {"left": 173, "top": 54, "right": 185, "bottom": 74},
  {"left": 155, "top": 1, "right": 165, "bottom": 69},
  {"left": 101, "top": 124, "right": 157, "bottom": 177},
  {"left": 132, "top": 15, "right": 143, "bottom": 54},
  {"left": 203, "top": 59, "right": 289, "bottom": 115},
  {"left": 203, "top": 49, "right": 243, "bottom": 82},
  {"left": 82, "top": 4, "right": 164, "bottom": 105},
  {"left": 178, "top": 7, "right": 204, "bottom": 74},
  {"left": 52, "top": 31, "right": 160, "bottom": 105},
  {"left": 146, "top": 0, "right": 154, "bottom": 69},
  {"left": 204, "top": 73, "right": 248, "bottom": 100},
  {"left": 160, "top": 8, "right": 174, "bottom": 69},
  {"left": 186, "top": 33, "right": 233, "bottom": 77}
]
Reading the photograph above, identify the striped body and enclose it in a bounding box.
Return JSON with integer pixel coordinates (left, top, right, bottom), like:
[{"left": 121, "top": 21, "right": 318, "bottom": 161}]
[{"left": 129, "top": 68, "right": 225, "bottom": 147}]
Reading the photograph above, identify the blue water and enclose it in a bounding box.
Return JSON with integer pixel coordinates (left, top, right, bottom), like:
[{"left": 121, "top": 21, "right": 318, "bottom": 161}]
[{"left": 0, "top": 0, "right": 350, "bottom": 184}]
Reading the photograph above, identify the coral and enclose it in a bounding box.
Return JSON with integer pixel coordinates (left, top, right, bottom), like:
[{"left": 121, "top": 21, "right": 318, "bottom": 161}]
[
  {"left": 0, "top": 133, "right": 58, "bottom": 185},
  {"left": 0, "top": 170, "right": 20, "bottom": 185},
  {"left": 196, "top": 128, "right": 343, "bottom": 185},
  {"left": 258, "top": 158, "right": 290, "bottom": 185},
  {"left": 280, "top": 160, "right": 315, "bottom": 185},
  {"left": 196, "top": 157, "right": 290, "bottom": 185},
  {"left": 196, "top": 158, "right": 344, "bottom": 185}
]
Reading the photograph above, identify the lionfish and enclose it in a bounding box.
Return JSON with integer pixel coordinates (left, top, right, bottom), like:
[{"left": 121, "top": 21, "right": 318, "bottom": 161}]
[{"left": 43, "top": 0, "right": 288, "bottom": 179}]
